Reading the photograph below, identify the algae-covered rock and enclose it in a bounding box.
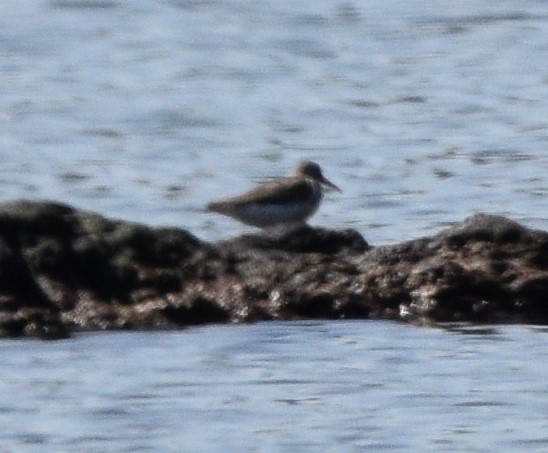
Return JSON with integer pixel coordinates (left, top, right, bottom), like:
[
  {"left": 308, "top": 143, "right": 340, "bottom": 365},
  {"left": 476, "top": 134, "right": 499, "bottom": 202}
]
[{"left": 0, "top": 201, "right": 547, "bottom": 338}]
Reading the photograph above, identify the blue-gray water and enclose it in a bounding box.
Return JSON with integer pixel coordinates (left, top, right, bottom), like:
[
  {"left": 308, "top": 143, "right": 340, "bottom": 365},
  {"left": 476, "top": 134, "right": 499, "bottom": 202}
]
[
  {"left": 1, "top": 0, "right": 547, "bottom": 244},
  {"left": 1, "top": 0, "right": 548, "bottom": 451},
  {"left": 0, "top": 321, "right": 548, "bottom": 452},
  {"left": 1, "top": 322, "right": 548, "bottom": 452}
]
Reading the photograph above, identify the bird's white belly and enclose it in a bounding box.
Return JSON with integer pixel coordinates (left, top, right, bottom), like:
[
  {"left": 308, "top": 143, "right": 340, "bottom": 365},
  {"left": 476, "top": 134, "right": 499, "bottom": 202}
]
[{"left": 232, "top": 201, "right": 319, "bottom": 227}]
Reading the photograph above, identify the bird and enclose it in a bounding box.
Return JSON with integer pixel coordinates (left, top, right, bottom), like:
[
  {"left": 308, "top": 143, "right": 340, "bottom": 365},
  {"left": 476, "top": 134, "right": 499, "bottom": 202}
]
[{"left": 206, "top": 161, "right": 341, "bottom": 229}]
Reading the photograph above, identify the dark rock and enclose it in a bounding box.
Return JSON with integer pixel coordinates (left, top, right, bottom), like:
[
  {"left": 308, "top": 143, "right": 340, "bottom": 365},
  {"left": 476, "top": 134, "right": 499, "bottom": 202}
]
[
  {"left": 0, "top": 201, "right": 547, "bottom": 338},
  {"left": 441, "top": 213, "right": 525, "bottom": 245},
  {"left": 219, "top": 224, "right": 369, "bottom": 254},
  {"left": 281, "top": 292, "right": 338, "bottom": 319},
  {"left": 161, "top": 296, "right": 230, "bottom": 325}
]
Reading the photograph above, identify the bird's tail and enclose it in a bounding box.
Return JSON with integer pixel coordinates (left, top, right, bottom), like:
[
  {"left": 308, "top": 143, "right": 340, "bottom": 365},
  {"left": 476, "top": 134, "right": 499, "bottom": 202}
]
[{"left": 206, "top": 201, "right": 226, "bottom": 214}]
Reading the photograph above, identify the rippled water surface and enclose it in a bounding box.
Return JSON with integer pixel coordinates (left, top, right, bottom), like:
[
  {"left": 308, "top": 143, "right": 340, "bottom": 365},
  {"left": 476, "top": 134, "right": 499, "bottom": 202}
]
[
  {"left": 1, "top": 0, "right": 547, "bottom": 243},
  {"left": 1, "top": 322, "right": 548, "bottom": 452},
  {"left": 1, "top": 1, "right": 548, "bottom": 451}
]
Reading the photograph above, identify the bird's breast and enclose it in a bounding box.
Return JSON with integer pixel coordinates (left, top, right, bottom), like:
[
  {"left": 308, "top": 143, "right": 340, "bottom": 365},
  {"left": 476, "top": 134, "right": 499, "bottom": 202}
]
[{"left": 233, "top": 198, "right": 320, "bottom": 227}]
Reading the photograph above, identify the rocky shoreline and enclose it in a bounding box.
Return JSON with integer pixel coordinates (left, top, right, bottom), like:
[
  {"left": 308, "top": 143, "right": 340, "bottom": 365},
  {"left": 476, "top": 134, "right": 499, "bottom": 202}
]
[{"left": 0, "top": 200, "right": 547, "bottom": 339}]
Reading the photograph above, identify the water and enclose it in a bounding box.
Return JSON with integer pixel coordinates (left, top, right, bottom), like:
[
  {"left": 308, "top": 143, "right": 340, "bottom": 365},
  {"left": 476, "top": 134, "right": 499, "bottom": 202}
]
[
  {"left": 1, "top": 1, "right": 548, "bottom": 451},
  {"left": 1, "top": 321, "right": 547, "bottom": 452},
  {"left": 1, "top": 0, "right": 547, "bottom": 244}
]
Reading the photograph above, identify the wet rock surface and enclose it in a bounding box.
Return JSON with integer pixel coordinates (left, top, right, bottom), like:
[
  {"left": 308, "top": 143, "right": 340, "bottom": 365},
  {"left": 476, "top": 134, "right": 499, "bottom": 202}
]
[{"left": 0, "top": 201, "right": 547, "bottom": 338}]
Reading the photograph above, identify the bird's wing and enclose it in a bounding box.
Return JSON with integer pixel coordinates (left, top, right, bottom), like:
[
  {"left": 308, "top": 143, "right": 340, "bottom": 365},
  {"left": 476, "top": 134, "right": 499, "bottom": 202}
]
[{"left": 215, "top": 178, "right": 313, "bottom": 206}]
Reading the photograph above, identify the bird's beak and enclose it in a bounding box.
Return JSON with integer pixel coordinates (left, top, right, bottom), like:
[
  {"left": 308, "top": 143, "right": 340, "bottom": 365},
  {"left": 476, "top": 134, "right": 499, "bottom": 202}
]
[{"left": 320, "top": 176, "right": 342, "bottom": 193}]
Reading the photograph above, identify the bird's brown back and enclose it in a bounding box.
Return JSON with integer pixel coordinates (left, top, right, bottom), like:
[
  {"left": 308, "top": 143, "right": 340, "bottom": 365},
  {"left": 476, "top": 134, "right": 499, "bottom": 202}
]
[{"left": 208, "top": 177, "right": 315, "bottom": 210}]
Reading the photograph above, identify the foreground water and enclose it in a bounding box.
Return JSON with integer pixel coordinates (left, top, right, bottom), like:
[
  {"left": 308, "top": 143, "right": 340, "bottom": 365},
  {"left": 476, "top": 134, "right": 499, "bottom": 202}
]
[{"left": 1, "top": 321, "right": 547, "bottom": 452}]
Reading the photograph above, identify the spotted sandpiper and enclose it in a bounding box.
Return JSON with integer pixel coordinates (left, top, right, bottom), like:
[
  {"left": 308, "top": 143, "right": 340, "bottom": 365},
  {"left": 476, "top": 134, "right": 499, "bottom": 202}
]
[{"left": 206, "top": 161, "right": 341, "bottom": 229}]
